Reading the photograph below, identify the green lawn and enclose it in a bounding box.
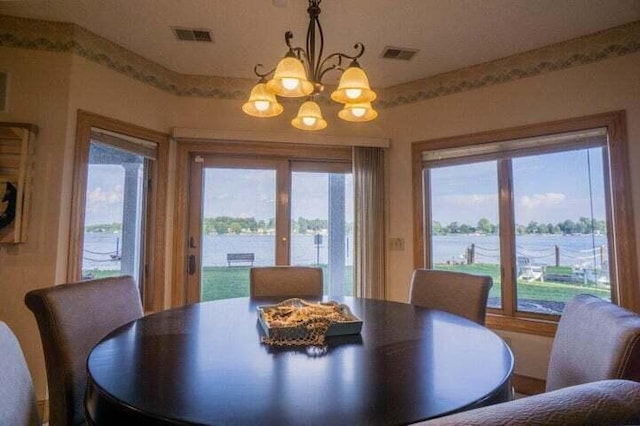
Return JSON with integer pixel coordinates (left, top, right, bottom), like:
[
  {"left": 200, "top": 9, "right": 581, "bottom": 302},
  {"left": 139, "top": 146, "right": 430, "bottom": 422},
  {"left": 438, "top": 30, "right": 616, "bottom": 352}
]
[
  {"left": 434, "top": 263, "right": 610, "bottom": 306},
  {"left": 201, "top": 265, "right": 353, "bottom": 301},
  {"left": 85, "top": 263, "right": 609, "bottom": 310}
]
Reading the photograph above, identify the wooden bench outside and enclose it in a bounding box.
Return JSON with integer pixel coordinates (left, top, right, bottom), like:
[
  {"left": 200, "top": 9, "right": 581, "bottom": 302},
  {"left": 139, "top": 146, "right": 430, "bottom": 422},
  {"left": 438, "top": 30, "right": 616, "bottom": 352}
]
[{"left": 227, "top": 253, "right": 255, "bottom": 266}]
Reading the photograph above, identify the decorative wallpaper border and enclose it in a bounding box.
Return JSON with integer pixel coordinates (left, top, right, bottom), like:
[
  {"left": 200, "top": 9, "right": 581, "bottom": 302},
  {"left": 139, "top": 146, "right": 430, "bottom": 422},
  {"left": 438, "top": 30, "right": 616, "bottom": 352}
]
[
  {"left": 378, "top": 20, "right": 640, "bottom": 108},
  {"left": 1, "top": 15, "right": 639, "bottom": 108}
]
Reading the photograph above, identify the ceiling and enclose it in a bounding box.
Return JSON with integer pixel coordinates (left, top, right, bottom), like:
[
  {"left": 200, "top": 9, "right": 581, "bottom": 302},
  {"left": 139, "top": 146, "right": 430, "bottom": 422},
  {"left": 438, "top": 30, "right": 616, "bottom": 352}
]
[{"left": 1, "top": 0, "right": 639, "bottom": 88}]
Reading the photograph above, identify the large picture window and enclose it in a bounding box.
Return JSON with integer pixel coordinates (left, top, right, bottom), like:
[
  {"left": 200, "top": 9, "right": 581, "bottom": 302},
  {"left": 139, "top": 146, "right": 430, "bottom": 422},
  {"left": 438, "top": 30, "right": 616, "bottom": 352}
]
[{"left": 413, "top": 112, "right": 638, "bottom": 334}]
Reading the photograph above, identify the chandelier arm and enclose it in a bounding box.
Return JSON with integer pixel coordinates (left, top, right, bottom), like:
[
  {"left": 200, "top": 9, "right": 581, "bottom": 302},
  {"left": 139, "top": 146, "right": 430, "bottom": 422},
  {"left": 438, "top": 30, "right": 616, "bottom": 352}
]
[
  {"left": 317, "top": 63, "right": 340, "bottom": 83},
  {"left": 311, "top": 15, "right": 324, "bottom": 81},
  {"left": 253, "top": 64, "right": 275, "bottom": 80},
  {"left": 306, "top": 18, "right": 317, "bottom": 82},
  {"left": 316, "top": 43, "right": 365, "bottom": 79},
  {"left": 284, "top": 31, "right": 294, "bottom": 50}
]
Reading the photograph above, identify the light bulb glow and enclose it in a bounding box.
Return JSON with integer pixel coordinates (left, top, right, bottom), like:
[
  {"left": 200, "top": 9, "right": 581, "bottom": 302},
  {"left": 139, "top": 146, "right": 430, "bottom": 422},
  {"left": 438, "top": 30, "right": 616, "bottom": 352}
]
[
  {"left": 351, "top": 107, "right": 367, "bottom": 118},
  {"left": 345, "top": 88, "right": 362, "bottom": 99},
  {"left": 282, "top": 78, "right": 300, "bottom": 91},
  {"left": 302, "top": 116, "right": 317, "bottom": 127},
  {"left": 254, "top": 100, "right": 270, "bottom": 111}
]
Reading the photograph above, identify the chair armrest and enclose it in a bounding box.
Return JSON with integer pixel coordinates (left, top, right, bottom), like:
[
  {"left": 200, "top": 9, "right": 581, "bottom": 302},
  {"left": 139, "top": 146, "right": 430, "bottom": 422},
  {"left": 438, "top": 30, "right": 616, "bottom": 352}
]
[{"left": 414, "top": 379, "right": 640, "bottom": 426}]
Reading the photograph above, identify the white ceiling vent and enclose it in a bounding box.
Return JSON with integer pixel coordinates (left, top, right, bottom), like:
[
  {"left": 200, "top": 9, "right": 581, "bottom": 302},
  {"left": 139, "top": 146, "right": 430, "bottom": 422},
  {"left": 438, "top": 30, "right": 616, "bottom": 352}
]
[
  {"left": 381, "top": 46, "right": 418, "bottom": 61},
  {"left": 172, "top": 27, "right": 213, "bottom": 43}
]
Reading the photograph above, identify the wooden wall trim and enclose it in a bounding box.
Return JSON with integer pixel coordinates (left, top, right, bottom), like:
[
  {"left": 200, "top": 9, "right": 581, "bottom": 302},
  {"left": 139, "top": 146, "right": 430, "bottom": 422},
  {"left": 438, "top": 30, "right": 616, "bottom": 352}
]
[{"left": 172, "top": 127, "right": 390, "bottom": 148}]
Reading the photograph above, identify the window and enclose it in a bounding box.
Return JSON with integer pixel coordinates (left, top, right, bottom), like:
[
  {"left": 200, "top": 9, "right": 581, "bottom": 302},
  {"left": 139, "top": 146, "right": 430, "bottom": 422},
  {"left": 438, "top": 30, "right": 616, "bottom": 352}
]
[
  {"left": 181, "top": 142, "right": 354, "bottom": 303},
  {"left": 413, "top": 112, "right": 638, "bottom": 334},
  {"left": 82, "top": 142, "right": 149, "bottom": 285},
  {"left": 291, "top": 167, "right": 354, "bottom": 296},
  {"left": 70, "top": 111, "right": 169, "bottom": 312}
]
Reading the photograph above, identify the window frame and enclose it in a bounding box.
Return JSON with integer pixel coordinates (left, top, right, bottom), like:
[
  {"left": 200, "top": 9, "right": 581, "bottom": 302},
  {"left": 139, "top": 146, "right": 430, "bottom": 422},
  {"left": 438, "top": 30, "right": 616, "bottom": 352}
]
[
  {"left": 69, "top": 110, "right": 170, "bottom": 312},
  {"left": 412, "top": 111, "right": 638, "bottom": 336},
  {"left": 173, "top": 139, "right": 352, "bottom": 307}
]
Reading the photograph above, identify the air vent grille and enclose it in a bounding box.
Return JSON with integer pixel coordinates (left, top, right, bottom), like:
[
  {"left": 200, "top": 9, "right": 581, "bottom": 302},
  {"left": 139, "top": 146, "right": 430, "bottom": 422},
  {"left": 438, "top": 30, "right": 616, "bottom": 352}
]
[
  {"left": 172, "top": 27, "right": 213, "bottom": 42},
  {"left": 381, "top": 46, "right": 418, "bottom": 61}
]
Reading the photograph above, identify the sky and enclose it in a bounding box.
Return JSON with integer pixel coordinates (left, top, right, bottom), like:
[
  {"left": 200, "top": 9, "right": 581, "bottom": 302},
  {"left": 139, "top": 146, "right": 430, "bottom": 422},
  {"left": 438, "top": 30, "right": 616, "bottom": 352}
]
[
  {"left": 85, "top": 147, "right": 604, "bottom": 227},
  {"left": 85, "top": 166, "right": 354, "bottom": 225},
  {"left": 430, "top": 147, "right": 606, "bottom": 226}
]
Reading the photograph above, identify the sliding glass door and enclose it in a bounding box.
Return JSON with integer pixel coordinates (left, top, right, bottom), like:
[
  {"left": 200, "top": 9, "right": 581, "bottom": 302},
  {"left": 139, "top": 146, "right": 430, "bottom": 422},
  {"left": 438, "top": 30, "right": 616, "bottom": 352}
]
[{"left": 187, "top": 155, "right": 353, "bottom": 303}]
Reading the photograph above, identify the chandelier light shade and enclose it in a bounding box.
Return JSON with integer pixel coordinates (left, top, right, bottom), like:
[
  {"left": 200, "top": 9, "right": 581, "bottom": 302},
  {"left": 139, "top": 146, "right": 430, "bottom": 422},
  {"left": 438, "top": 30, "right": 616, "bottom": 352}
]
[
  {"left": 266, "top": 56, "right": 314, "bottom": 98},
  {"left": 291, "top": 100, "right": 327, "bottom": 131},
  {"left": 242, "top": 82, "right": 284, "bottom": 118},
  {"left": 243, "top": 0, "right": 377, "bottom": 131},
  {"left": 330, "top": 63, "right": 377, "bottom": 104},
  {"left": 338, "top": 101, "right": 378, "bottom": 122}
]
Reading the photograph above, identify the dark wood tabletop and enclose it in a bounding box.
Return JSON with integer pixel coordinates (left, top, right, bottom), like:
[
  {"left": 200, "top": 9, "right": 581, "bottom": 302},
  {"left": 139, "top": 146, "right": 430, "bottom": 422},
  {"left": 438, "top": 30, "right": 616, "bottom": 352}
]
[{"left": 86, "top": 297, "right": 513, "bottom": 425}]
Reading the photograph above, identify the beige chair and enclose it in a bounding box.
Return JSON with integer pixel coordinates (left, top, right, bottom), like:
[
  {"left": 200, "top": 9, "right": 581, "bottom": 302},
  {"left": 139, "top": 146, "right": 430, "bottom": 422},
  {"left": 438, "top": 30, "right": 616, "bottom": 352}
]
[
  {"left": 250, "top": 266, "right": 323, "bottom": 298},
  {"left": 415, "top": 379, "right": 640, "bottom": 426},
  {"left": 25, "top": 276, "right": 143, "bottom": 426},
  {"left": 409, "top": 269, "right": 492, "bottom": 325},
  {"left": 0, "top": 321, "right": 40, "bottom": 426},
  {"left": 546, "top": 293, "right": 640, "bottom": 391}
]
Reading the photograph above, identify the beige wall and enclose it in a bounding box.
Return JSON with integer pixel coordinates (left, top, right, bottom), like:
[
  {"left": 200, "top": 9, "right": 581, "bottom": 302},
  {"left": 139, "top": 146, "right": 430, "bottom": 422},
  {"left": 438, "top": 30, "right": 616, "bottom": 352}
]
[
  {"left": 0, "top": 47, "right": 73, "bottom": 399},
  {"left": 1, "top": 44, "right": 639, "bottom": 401},
  {"left": 383, "top": 52, "right": 640, "bottom": 378}
]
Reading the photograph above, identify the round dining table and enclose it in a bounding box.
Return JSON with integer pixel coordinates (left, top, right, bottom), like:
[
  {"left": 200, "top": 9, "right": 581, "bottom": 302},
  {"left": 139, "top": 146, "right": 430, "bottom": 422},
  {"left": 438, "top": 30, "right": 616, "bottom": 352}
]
[{"left": 85, "top": 297, "right": 513, "bottom": 425}]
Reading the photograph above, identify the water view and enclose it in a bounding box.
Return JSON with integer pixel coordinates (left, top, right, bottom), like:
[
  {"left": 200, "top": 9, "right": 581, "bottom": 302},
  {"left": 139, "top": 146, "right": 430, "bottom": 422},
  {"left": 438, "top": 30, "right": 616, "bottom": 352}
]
[{"left": 84, "top": 232, "right": 604, "bottom": 271}]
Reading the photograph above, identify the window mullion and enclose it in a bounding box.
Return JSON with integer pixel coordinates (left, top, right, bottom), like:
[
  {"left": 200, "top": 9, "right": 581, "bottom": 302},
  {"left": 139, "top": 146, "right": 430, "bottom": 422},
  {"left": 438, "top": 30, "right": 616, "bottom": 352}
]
[
  {"left": 275, "top": 160, "right": 291, "bottom": 265},
  {"left": 423, "top": 168, "right": 432, "bottom": 268},
  {"left": 498, "top": 158, "right": 516, "bottom": 316}
]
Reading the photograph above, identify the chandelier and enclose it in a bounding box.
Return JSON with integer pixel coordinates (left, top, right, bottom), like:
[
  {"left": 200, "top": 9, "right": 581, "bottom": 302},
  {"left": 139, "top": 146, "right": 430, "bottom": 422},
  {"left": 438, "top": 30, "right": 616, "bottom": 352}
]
[{"left": 242, "top": 0, "right": 377, "bottom": 131}]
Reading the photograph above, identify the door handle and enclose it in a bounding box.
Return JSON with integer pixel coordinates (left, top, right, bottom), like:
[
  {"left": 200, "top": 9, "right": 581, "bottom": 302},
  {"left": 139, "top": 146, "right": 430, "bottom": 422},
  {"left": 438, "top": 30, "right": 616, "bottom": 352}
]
[{"left": 188, "top": 255, "right": 196, "bottom": 275}]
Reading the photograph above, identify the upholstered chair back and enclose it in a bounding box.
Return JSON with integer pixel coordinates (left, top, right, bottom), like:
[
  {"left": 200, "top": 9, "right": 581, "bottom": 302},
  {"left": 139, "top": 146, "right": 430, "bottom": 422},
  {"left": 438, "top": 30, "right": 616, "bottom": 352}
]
[
  {"left": 415, "top": 380, "right": 640, "bottom": 426},
  {"left": 409, "top": 269, "right": 492, "bottom": 325},
  {"left": 0, "top": 321, "right": 40, "bottom": 426},
  {"left": 25, "top": 276, "right": 143, "bottom": 426},
  {"left": 250, "top": 266, "right": 323, "bottom": 298},
  {"left": 546, "top": 294, "right": 640, "bottom": 392}
]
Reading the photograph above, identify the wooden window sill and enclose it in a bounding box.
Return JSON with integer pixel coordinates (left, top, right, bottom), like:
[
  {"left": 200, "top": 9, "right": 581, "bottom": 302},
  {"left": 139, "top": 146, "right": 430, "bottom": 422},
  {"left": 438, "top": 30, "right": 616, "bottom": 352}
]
[{"left": 487, "top": 313, "right": 558, "bottom": 337}]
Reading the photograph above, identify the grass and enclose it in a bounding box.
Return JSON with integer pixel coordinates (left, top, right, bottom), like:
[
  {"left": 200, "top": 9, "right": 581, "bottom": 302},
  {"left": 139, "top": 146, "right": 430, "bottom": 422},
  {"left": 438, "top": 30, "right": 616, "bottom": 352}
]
[
  {"left": 201, "top": 265, "right": 353, "bottom": 301},
  {"left": 434, "top": 263, "right": 610, "bottom": 305},
  {"left": 82, "top": 269, "right": 124, "bottom": 280},
  {"left": 85, "top": 262, "right": 609, "bottom": 308}
]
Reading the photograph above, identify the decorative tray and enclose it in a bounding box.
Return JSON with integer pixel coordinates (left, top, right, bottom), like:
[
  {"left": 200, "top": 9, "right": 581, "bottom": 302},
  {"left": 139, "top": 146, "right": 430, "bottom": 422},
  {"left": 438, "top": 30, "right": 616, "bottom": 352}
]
[{"left": 257, "top": 298, "right": 363, "bottom": 340}]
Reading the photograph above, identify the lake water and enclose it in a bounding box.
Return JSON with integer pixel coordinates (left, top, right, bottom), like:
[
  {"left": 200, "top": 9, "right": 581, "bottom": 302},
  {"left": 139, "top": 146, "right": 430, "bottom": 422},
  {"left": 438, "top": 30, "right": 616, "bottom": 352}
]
[
  {"left": 433, "top": 234, "right": 608, "bottom": 268},
  {"left": 82, "top": 233, "right": 354, "bottom": 270},
  {"left": 83, "top": 232, "right": 607, "bottom": 270}
]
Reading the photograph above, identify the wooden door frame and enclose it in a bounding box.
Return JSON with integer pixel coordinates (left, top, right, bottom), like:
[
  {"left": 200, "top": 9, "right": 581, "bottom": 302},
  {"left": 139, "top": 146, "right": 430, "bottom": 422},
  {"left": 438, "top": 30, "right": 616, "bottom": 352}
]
[{"left": 172, "top": 139, "right": 351, "bottom": 307}]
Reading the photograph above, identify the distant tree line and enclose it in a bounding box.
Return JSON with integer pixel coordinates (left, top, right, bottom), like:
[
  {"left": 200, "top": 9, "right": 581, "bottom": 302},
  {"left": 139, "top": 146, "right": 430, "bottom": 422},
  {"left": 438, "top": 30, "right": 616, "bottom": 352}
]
[
  {"left": 432, "top": 217, "right": 606, "bottom": 236},
  {"left": 85, "top": 223, "right": 122, "bottom": 233},
  {"left": 86, "top": 217, "right": 336, "bottom": 236},
  {"left": 202, "top": 216, "right": 332, "bottom": 235}
]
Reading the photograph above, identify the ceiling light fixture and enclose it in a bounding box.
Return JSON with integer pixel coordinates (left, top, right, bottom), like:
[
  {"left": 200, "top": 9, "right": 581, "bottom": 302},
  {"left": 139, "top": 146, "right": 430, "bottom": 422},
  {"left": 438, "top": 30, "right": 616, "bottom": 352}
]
[{"left": 242, "top": 0, "right": 377, "bottom": 131}]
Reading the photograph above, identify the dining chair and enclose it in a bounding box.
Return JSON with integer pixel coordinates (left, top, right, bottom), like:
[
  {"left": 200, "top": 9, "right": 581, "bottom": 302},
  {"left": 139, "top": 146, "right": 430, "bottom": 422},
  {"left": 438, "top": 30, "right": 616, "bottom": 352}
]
[
  {"left": 250, "top": 266, "right": 323, "bottom": 298},
  {"left": 545, "top": 293, "right": 640, "bottom": 392},
  {"left": 25, "top": 275, "right": 144, "bottom": 426},
  {"left": 0, "top": 321, "right": 40, "bottom": 426},
  {"left": 414, "top": 379, "right": 640, "bottom": 426},
  {"left": 409, "top": 269, "right": 492, "bottom": 325}
]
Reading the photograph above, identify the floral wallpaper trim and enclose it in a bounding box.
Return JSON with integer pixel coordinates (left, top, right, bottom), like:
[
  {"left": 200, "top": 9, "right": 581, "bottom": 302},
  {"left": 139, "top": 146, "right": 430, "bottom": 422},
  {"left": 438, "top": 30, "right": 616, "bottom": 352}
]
[
  {"left": 1, "top": 15, "right": 639, "bottom": 108},
  {"left": 378, "top": 20, "right": 640, "bottom": 108}
]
